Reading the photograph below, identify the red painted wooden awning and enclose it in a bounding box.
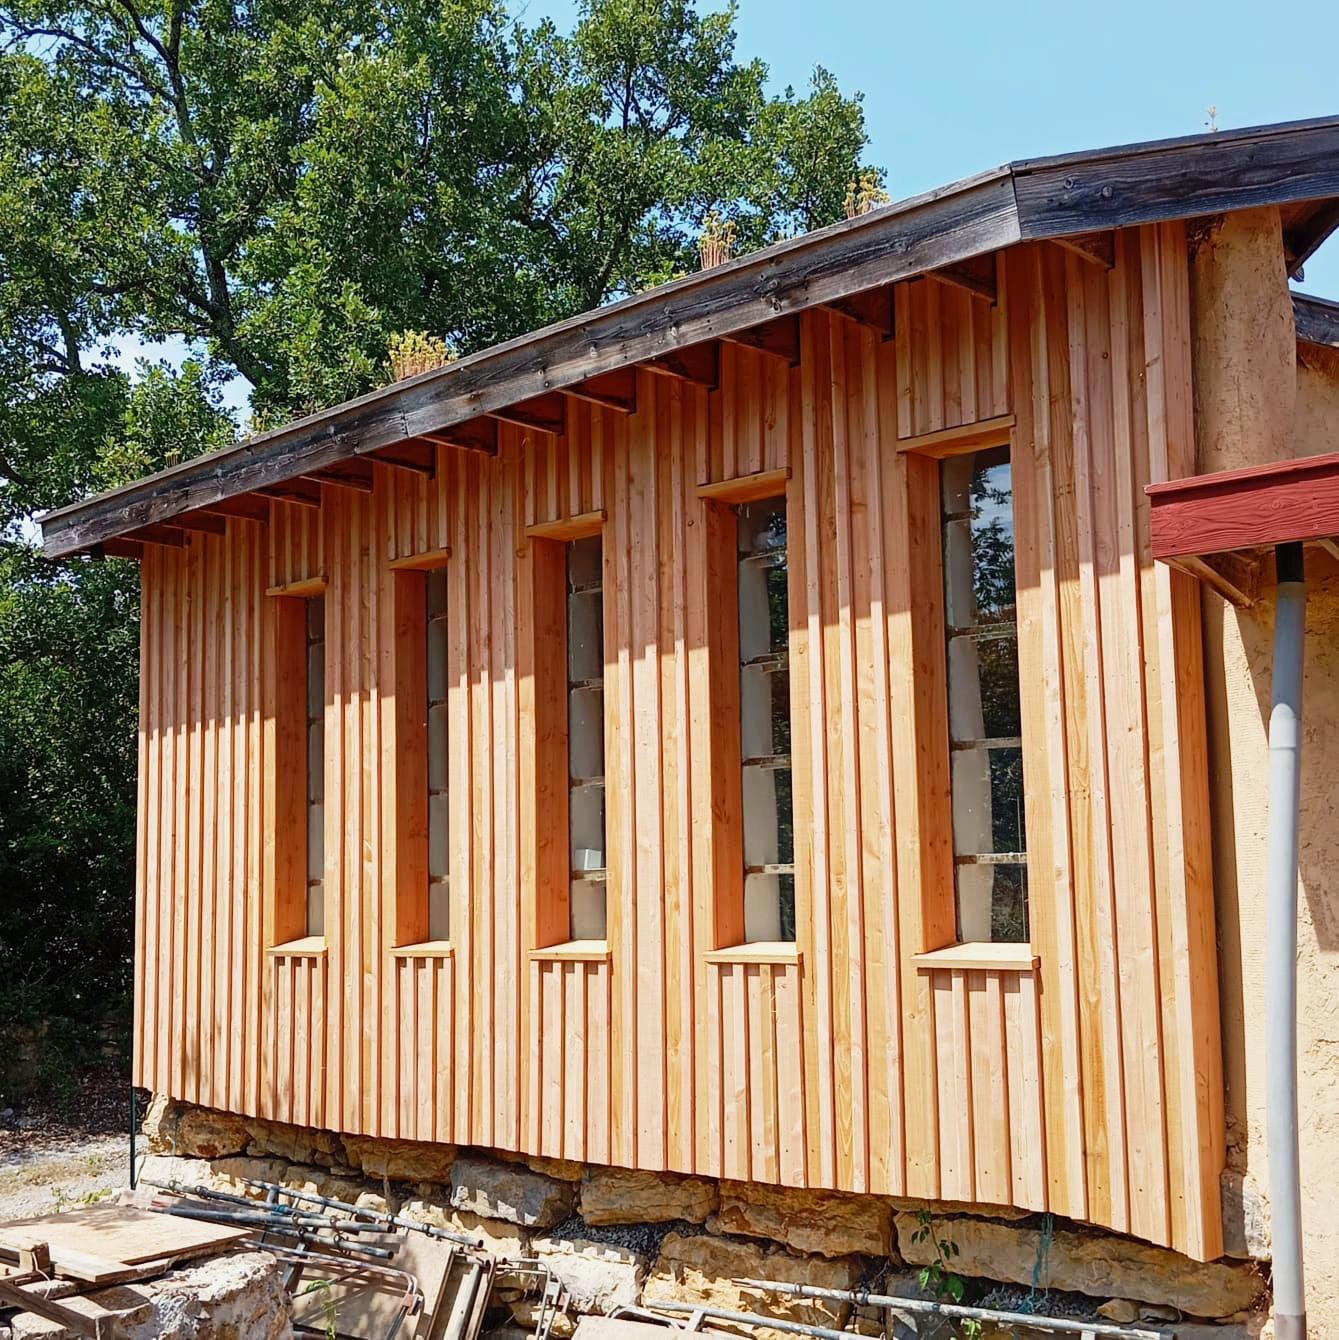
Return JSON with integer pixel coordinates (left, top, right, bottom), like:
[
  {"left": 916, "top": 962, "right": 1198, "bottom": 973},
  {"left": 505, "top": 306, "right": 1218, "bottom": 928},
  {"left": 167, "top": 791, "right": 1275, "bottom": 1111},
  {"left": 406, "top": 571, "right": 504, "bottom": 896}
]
[{"left": 1147, "top": 449, "right": 1339, "bottom": 558}]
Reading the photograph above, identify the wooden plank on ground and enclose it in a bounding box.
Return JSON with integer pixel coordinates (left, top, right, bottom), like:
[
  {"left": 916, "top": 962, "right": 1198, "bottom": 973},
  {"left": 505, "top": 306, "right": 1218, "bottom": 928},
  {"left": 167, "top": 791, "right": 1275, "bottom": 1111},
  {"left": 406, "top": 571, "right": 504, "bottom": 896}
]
[{"left": 0, "top": 1207, "right": 252, "bottom": 1269}]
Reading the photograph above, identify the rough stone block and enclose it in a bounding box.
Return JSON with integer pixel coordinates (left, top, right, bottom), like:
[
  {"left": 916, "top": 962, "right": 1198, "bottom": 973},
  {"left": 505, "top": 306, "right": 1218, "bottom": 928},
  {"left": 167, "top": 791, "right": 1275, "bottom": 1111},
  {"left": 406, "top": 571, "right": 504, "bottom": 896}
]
[
  {"left": 135, "top": 1153, "right": 215, "bottom": 1192},
  {"left": 643, "top": 1230, "right": 867, "bottom": 1340},
  {"left": 531, "top": 1235, "right": 648, "bottom": 1314},
  {"left": 243, "top": 1116, "right": 342, "bottom": 1168},
  {"left": 125, "top": 1250, "right": 293, "bottom": 1340},
  {"left": 449, "top": 1154, "right": 575, "bottom": 1229},
  {"left": 893, "top": 1213, "right": 1265, "bottom": 1319},
  {"left": 341, "top": 1134, "right": 455, "bottom": 1184},
  {"left": 715, "top": 1181, "right": 894, "bottom": 1258},
  {"left": 580, "top": 1168, "right": 718, "bottom": 1226},
  {"left": 142, "top": 1096, "right": 250, "bottom": 1160},
  {"left": 207, "top": 1156, "right": 289, "bottom": 1198}
]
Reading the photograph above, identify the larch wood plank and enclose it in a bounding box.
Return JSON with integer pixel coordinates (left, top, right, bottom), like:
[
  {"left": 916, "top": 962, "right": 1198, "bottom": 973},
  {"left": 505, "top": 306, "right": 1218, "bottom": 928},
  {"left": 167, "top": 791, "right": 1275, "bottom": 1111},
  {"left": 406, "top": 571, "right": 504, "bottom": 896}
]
[
  {"left": 797, "top": 310, "right": 837, "bottom": 1189},
  {"left": 1064, "top": 249, "right": 1131, "bottom": 1235},
  {"left": 1104, "top": 237, "right": 1172, "bottom": 1246},
  {"left": 1002, "top": 244, "right": 1078, "bottom": 1220}
]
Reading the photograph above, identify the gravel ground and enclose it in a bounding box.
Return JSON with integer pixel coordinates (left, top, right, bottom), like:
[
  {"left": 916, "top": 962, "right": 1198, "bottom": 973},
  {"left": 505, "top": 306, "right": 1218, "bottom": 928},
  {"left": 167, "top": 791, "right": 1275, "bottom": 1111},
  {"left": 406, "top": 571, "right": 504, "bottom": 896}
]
[
  {"left": 0, "top": 1131, "right": 129, "bottom": 1222},
  {"left": 0, "top": 1067, "right": 144, "bottom": 1222}
]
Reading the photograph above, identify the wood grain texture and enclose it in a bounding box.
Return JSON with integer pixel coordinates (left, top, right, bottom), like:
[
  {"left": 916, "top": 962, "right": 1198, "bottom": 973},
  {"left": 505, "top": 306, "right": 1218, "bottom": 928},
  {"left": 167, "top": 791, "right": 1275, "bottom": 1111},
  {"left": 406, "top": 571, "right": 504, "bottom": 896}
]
[{"left": 131, "top": 246, "right": 1225, "bottom": 1260}]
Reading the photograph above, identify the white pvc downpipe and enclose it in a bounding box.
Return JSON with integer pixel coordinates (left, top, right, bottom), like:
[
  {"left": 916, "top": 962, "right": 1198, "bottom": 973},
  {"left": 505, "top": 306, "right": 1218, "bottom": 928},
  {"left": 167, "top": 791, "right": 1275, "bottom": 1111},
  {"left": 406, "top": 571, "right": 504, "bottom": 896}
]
[{"left": 1266, "top": 541, "right": 1307, "bottom": 1340}]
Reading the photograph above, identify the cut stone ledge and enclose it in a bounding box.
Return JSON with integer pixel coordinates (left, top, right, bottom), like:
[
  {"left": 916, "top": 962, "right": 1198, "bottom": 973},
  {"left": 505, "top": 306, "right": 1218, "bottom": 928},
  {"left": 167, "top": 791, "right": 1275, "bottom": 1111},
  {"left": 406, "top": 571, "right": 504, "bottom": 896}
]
[{"left": 893, "top": 1212, "right": 1265, "bottom": 1319}]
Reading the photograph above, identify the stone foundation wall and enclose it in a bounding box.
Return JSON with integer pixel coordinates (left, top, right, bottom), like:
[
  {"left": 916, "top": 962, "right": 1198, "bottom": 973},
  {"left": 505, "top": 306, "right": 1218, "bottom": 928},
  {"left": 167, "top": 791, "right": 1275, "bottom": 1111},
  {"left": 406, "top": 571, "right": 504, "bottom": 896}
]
[{"left": 139, "top": 1098, "right": 1266, "bottom": 1337}]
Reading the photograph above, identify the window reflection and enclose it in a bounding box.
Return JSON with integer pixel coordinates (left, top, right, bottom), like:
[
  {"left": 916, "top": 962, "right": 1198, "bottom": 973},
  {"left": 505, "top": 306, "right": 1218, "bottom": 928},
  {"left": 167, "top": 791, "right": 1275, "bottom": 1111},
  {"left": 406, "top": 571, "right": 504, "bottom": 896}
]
[
  {"left": 567, "top": 535, "right": 607, "bottom": 940},
  {"left": 738, "top": 500, "right": 795, "bottom": 942},
  {"left": 941, "top": 448, "right": 1029, "bottom": 943},
  {"left": 426, "top": 569, "right": 450, "bottom": 941}
]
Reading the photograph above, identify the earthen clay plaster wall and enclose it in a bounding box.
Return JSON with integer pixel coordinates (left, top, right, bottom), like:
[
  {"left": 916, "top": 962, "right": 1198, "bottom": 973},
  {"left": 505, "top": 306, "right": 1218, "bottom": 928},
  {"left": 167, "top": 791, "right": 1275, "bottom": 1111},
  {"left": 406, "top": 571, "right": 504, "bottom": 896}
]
[{"left": 1191, "top": 205, "right": 1339, "bottom": 1333}]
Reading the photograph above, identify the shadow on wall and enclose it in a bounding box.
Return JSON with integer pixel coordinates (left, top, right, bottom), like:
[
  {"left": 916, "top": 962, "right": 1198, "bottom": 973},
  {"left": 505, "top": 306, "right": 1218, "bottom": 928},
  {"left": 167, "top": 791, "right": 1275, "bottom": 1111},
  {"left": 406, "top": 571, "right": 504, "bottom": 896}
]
[{"left": 1202, "top": 553, "right": 1339, "bottom": 1268}]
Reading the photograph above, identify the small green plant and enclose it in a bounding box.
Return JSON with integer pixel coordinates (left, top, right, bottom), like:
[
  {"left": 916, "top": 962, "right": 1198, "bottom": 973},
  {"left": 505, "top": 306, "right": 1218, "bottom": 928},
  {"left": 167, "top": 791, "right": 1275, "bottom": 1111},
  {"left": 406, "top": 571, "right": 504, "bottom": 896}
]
[
  {"left": 911, "top": 1210, "right": 981, "bottom": 1339},
  {"left": 299, "top": 1277, "right": 339, "bottom": 1340},
  {"left": 79, "top": 1187, "right": 113, "bottom": 1206}
]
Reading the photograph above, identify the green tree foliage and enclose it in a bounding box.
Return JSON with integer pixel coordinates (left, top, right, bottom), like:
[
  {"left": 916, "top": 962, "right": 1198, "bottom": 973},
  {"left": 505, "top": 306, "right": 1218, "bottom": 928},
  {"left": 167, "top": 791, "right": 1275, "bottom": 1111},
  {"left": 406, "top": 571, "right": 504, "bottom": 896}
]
[{"left": 0, "top": 0, "right": 880, "bottom": 1087}]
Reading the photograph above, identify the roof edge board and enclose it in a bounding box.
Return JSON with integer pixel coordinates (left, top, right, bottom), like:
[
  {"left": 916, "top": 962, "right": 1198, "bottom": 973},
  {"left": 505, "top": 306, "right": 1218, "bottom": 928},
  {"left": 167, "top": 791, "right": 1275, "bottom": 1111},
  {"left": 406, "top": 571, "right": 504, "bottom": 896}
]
[
  {"left": 1014, "top": 115, "right": 1339, "bottom": 239},
  {"left": 42, "top": 173, "right": 1021, "bottom": 557}
]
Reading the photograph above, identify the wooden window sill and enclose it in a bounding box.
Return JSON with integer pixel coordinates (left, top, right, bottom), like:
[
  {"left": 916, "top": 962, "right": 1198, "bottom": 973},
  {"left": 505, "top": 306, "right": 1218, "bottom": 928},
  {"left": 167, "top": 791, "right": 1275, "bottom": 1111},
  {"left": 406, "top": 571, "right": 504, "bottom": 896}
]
[
  {"left": 389, "top": 546, "right": 451, "bottom": 572},
  {"left": 912, "top": 942, "right": 1037, "bottom": 972},
  {"left": 265, "top": 576, "right": 326, "bottom": 598},
  {"left": 268, "top": 936, "right": 328, "bottom": 958},
  {"left": 390, "top": 941, "right": 455, "bottom": 959},
  {"left": 529, "top": 939, "right": 611, "bottom": 963},
  {"left": 705, "top": 942, "right": 801, "bottom": 966}
]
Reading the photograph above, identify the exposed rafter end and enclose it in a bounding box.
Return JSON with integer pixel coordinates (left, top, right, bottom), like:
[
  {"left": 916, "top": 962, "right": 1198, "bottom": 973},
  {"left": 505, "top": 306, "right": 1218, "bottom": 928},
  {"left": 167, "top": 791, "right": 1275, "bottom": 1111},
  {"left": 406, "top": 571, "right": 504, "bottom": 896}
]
[
  {"left": 125, "top": 522, "right": 190, "bottom": 548},
  {"left": 300, "top": 465, "right": 375, "bottom": 493},
  {"left": 1311, "top": 536, "right": 1339, "bottom": 565},
  {"left": 419, "top": 417, "right": 499, "bottom": 456},
  {"left": 822, "top": 287, "right": 895, "bottom": 339},
  {"left": 561, "top": 368, "right": 637, "bottom": 414},
  {"left": 929, "top": 254, "right": 998, "bottom": 303},
  {"left": 1284, "top": 198, "right": 1339, "bottom": 278},
  {"left": 91, "top": 538, "right": 145, "bottom": 561},
  {"left": 197, "top": 496, "right": 271, "bottom": 523},
  {"left": 1170, "top": 552, "right": 1259, "bottom": 608},
  {"left": 258, "top": 482, "right": 322, "bottom": 509},
  {"left": 720, "top": 314, "right": 801, "bottom": 365},
  {"left": 488, "top": 391, "right": 567, "bottom": 437},
  {"left": 1051, "top": 231, "right": 1116, "bottom": 269},
  {"left": 642, "top": 343, "right": 719, "bottom": 389},
  {"left": 369, "top": 442, "right": 437, "bottom": 477},
  {"left": 168, "top": 512, "right": 228, "bottom": 536}
]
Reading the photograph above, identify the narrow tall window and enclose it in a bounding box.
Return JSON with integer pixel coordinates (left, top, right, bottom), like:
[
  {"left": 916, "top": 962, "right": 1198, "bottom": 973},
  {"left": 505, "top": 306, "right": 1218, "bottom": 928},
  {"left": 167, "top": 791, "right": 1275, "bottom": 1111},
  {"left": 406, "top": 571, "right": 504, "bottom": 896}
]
[
  {"left": 567, "top": 535, "right": 606, "bottom": 940},
  {"left": 425, "top": 569, "right": 450, "bottom": 941},
  {"left": 737, "top": 499, "right": 794, "bottom": 942},
  {"left": 305, "top": 595, "right": 325, "bottom": 938},
  {"left": 941, "top": 447, "right": 1028, "bottom": 942}
]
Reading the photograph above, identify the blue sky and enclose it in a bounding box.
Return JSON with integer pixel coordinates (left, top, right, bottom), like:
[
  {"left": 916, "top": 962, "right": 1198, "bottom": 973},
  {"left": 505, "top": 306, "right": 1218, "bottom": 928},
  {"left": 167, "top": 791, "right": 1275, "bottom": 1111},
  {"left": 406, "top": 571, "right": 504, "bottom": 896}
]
[
  {"left": 128, "top": 0, "right": 1339, "bottom": 414},
  {"left": 518, "top": 0, "right": 1339, "bottom": 292}
]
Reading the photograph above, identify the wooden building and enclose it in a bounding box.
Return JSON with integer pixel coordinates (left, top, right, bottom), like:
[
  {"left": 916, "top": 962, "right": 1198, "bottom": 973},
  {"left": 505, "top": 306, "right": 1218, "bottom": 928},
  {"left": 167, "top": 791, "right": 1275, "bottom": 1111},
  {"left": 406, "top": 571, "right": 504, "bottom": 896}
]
[{"left": 41, "top": 117, "right": 1339, "bottom": 1276}]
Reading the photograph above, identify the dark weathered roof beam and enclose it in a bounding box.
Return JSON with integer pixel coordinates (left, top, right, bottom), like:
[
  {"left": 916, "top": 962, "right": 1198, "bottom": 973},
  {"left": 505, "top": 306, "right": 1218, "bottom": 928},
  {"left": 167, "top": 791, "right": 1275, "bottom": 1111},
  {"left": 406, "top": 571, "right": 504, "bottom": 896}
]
[
  {"left": 561, "top": 368, "right": 638, "bottom": 414},
  {"left": 822, "top": 287, "right": 895, "bottom": 339},
  {"left": 720, "top": 314, "right": 801, "bottom": 365},
  {"left": 642, "top": 344, "right": 720, "bottom": 389},
  {"left": 931, "top": 255, "right": 998, "bottom": 303},
  {"left": 417, "top": 419, "right": 499, "bottom": 456},
  {"left": 1051, "top": 231, "right": 1116, "bottom": 269},
  {"left": 488, "top": 392, "right": 567, "bottom": 436}
]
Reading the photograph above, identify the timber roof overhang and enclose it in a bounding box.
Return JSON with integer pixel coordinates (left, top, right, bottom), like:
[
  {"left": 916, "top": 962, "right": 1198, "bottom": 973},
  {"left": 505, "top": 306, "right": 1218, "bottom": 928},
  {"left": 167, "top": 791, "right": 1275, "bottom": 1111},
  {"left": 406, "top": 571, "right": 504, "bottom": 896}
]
[{"left": 40, "top": 113, "right": 1339, "bottom": 559}]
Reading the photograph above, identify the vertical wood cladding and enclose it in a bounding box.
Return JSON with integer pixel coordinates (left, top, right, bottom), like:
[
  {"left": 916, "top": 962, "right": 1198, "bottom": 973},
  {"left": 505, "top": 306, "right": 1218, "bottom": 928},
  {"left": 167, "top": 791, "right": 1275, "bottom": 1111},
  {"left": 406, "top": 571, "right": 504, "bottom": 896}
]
[{"left": 134, "top": 223, "right": 1223, "bottom": 1261}]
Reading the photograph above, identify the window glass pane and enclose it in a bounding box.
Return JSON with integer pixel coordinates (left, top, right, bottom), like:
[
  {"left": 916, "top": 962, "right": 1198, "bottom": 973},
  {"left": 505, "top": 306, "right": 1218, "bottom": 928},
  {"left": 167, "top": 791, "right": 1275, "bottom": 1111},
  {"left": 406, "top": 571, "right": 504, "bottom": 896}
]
[
  {"left": 570, "top": 781, "right": 606, "bottom": 872},
  {"left": 425, "top": 575, "right": 449, "bottom": 938},
  {"left": 743, "top": 872, "right": 796, "bottom": 943},
  {"left": 942, "top": 451, "right": 1028, "bottom": 943},
  {"left": 570, "top": 877, "right": 608, "bottom": 940},
  {"left": 428, "top": 880, "right": 450, "bottom": 943},
  {"left": 568, "top": 538, "right": 606, "bottom": 938},
  {"left": 306, "top": 597, "right": 325, "bottom": 938},
  {"left": 737, "top": 499, "right": 794, "bottom": 943}
]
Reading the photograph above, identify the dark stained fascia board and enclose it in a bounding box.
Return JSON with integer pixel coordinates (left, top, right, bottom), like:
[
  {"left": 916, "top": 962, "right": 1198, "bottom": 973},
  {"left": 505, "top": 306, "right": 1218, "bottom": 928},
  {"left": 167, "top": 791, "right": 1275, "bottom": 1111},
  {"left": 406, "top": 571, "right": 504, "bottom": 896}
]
[
  {"left": 40, "top": 168, "right": 1017, "bottom": 557},
  {"left": 39, "top": 114, "right": 1339, "bottom": 558},
  {"left": 1012, "top": 114, "right": 1339, "bottom": 238},
  {"left": 1293, "top": 291, "right": 1339, "bottom": 348}
]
